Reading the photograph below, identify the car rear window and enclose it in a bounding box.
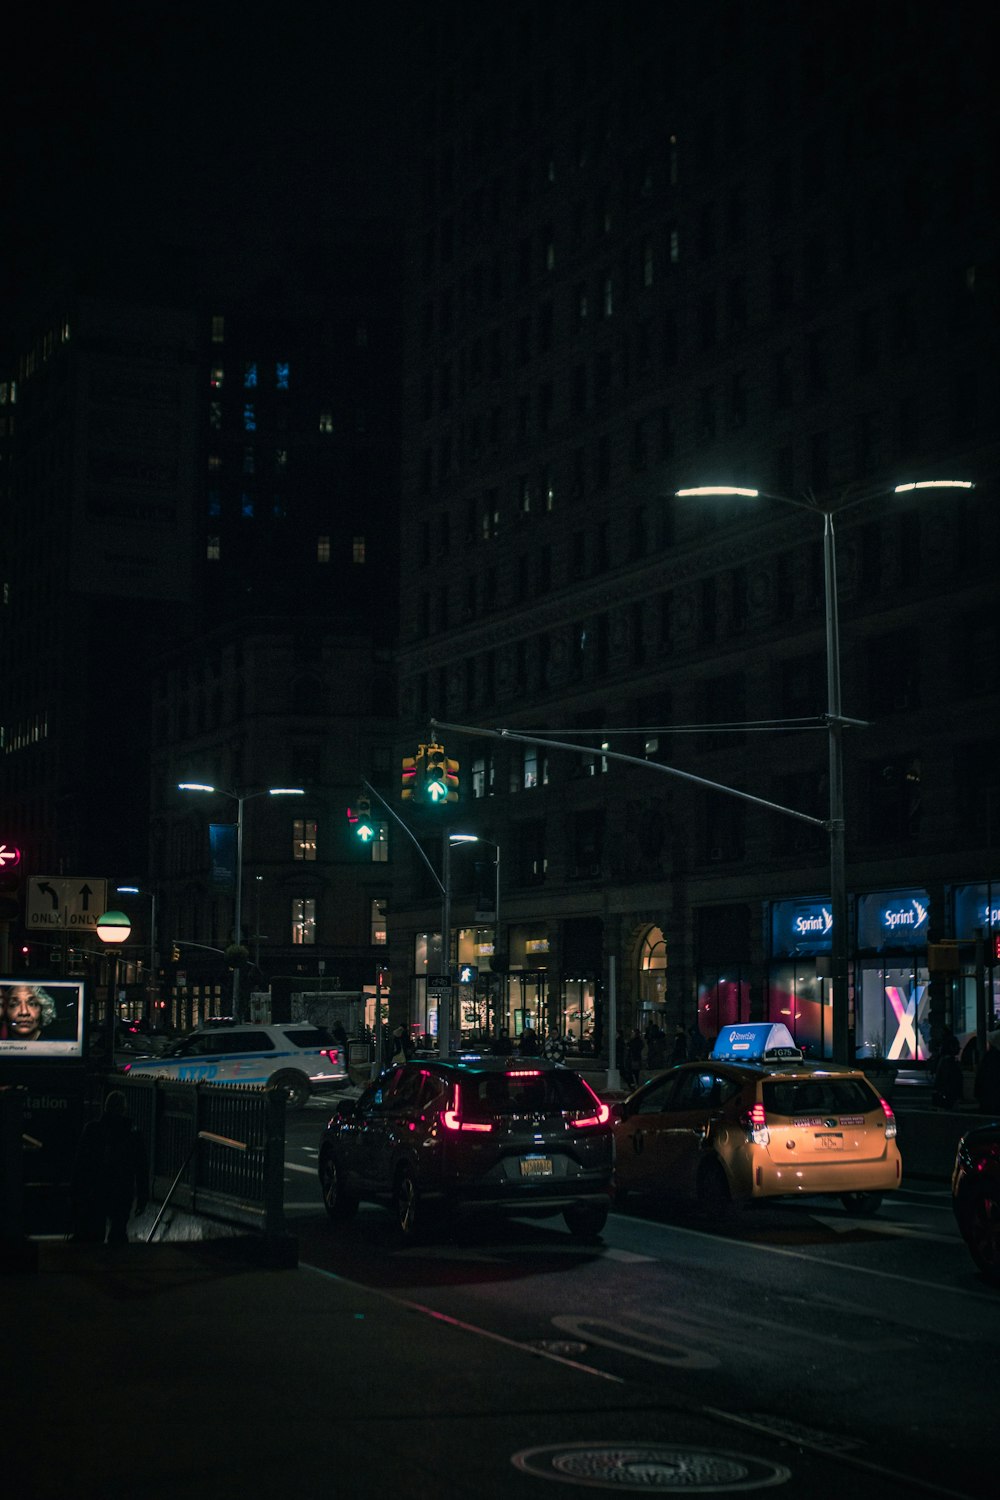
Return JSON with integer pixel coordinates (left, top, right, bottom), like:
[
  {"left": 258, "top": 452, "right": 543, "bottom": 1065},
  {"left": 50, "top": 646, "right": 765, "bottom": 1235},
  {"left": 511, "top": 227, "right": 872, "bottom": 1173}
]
[
  {"left": 762, "top": 1077, "right": 880, "bottom": 1117},
  {"left": 459, "top": 1068, "right": 596, "bottom": 1119},
  {"left": 281, "top": 1027, "right": 334, "bottom": 1048}
]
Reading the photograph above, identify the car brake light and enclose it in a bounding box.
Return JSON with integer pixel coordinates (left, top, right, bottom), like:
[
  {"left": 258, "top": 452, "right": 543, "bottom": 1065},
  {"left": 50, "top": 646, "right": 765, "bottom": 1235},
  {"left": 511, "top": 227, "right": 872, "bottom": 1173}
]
[
  {"left": 569, "top": 1078, "right": 611, "bottom": 1129},
  {"left": 442, "top": 1085, "right": 493, "bottom": 1133},
  {"left": 879, "top": 1097, "right": 897, "bottom": 1139},
  {"left": 740, "top": 1101, "right": 770, "bottom": 1145}
]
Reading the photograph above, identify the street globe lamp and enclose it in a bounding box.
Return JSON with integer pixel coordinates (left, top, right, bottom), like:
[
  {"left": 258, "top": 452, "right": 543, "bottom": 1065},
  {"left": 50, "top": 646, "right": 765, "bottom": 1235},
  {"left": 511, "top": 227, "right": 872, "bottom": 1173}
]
[{"left": 96, "top": 909, "right": 131, "bottom": 1062}]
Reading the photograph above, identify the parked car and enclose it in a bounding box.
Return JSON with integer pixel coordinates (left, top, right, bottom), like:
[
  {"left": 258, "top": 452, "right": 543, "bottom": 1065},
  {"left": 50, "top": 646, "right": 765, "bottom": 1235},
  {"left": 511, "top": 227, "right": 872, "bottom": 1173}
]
[
  {"left": 952, "top": 1122, "right": 1000, "bottom": 1282},
  {"left": 120, "top": 1022, "right": 348, "bottom": 1109},
  {"left": 318, "top": 1055, "right": 613, "bottom": 1241},
  {"left": 611, "top": 1022, "right": 902, "bottom": 1217}
]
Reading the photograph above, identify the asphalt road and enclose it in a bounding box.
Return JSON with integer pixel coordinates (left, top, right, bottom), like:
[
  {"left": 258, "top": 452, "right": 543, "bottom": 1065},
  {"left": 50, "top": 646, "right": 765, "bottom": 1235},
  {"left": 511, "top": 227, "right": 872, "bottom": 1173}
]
[{"left": 281, "top": 1098, "right": 997, "bottom": 1500}]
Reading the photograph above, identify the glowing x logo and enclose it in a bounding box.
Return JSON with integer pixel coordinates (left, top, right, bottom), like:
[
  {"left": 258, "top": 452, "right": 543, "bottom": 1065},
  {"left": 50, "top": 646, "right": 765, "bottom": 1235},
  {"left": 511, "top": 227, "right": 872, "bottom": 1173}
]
[{"left": 885, "top": 984, "right": 924, "bottom": 1060}]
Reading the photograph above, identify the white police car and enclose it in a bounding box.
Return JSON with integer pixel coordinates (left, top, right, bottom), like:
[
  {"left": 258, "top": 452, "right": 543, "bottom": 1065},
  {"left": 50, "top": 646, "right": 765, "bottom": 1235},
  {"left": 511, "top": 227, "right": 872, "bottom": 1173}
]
[{"left": 120, "top": 1023, "right": 348, "bottom": 1109}]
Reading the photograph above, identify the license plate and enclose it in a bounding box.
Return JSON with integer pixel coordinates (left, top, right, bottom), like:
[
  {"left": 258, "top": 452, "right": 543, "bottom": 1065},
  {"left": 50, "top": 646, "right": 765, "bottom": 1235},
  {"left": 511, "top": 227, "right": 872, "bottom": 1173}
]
[
  {"left": 814, "top": 1134, "right": 844, "bottom": 1150},
  {"left": 520, "top": 1156, "right": 553, "bottom": 1178}
]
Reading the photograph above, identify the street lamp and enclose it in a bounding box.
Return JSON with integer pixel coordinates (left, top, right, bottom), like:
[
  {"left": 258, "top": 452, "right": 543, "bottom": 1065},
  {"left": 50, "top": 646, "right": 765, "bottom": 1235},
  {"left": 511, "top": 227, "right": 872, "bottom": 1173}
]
[
  {"left": 675, "top": 479, "right": 974, "bottom": 1062},
  {"left": 96, "top": 909, "right": 131, "bottom": 1061},
  {"left": 178, "top": 783, "right": 304, "bottom": 1022},
  {"left": 116, "top": 885, "right": 157, "bottom": 1026},
  {"left": 450, "top": 834, "right": 503, "bottom": 1041}
]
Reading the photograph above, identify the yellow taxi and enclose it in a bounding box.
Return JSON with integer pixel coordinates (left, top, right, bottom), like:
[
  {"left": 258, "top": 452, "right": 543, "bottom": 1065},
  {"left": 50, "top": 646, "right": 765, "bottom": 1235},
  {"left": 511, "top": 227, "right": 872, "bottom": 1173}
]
[{"left": 611, "top": 1023, "right": 902, "bottom": 1216}]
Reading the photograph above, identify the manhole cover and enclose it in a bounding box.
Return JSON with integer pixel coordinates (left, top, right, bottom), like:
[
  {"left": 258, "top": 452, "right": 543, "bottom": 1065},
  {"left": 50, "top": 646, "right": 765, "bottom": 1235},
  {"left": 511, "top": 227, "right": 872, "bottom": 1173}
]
[{"left": 512, "top": 1443, "right": 791, "bottom": 1491}]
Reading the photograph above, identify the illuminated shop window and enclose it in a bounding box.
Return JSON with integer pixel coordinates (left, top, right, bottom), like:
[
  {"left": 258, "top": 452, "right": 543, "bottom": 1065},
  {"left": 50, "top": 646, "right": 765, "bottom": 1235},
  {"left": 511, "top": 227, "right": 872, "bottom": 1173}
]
[{"left": 291, "top": 898, "right": 316, "bottom": 945}]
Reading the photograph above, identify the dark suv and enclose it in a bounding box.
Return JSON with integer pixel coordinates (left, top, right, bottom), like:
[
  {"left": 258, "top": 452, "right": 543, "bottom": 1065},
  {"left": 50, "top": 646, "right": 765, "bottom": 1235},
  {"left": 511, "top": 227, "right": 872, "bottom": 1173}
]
[{"left": 318, "top": 1056, "right": 613, "bottom": 1241}]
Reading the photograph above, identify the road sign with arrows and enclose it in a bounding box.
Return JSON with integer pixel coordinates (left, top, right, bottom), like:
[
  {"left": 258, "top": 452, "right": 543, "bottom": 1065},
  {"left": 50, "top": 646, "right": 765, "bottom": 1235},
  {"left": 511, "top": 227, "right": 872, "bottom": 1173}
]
[{"left": 27, "top": 877, "right": 109, "bottom": 931}]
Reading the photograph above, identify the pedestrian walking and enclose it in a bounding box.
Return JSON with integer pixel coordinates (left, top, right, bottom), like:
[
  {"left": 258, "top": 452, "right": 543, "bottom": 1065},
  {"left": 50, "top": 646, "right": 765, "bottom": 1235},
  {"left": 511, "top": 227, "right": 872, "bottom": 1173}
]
[
  {"left": 70, "top": 1091, "right": 149, "bottom": 1245},
  {"left": 671, "top": 1025, "right": 688, "bottom": 1064},
  {"left": 519, "top": 1021, "right": 540, "bottom": 1056}
]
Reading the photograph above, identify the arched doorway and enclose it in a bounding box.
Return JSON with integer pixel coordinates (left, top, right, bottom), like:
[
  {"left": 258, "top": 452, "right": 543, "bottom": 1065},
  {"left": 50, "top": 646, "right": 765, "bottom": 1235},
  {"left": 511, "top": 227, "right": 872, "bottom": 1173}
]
[{"left": 636, "top": 925, "right": 667, "bottom": 1026}]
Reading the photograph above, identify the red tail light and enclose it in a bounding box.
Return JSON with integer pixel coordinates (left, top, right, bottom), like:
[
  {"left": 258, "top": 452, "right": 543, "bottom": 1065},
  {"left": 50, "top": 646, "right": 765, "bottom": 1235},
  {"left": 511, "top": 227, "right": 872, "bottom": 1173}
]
[
  {"left": 442, "top": 1084, "right": 493, "bottom": 1133},
  {"left": 569, "top": 1078, "right": 611, "bottom": 1129},
  {"left": 740, "top": 1101, "right": 769, "bottom": 1145},
  {"left": 879, "top": 1097, "right": 897, "bottom": 1140}
]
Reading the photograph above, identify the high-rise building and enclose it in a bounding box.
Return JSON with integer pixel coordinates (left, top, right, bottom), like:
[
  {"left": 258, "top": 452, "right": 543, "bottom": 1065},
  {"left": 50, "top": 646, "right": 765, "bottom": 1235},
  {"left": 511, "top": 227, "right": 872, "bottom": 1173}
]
[{"left": 389, "top": 1, "right": 999, "bottom": 1062}]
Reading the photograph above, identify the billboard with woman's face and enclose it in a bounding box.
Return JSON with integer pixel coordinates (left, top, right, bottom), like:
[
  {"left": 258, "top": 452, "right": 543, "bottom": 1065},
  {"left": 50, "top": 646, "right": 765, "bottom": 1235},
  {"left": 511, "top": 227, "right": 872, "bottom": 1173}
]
[{"left": 0, "top": 979, "right": 85, "bottom": 1057}]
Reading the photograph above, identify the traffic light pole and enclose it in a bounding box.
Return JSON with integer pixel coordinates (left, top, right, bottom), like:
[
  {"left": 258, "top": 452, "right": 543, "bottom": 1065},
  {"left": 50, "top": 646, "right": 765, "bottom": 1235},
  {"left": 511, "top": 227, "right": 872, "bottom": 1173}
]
[{"left": 440, "top": 830, "right": 452, "bottom": 1057}]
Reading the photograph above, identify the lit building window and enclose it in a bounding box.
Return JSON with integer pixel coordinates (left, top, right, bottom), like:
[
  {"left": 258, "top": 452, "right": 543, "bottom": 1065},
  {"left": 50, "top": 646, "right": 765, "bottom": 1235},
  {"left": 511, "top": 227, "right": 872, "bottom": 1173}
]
[
  {"left": 275, "top": 449, "right": 288, "bottom": 470},
  {"left": 241, "top": 494, "right": 254, "bottom": 518},
  {"left": 244, "top": 362, "right": 257, "bottom": 388},
  {"left": 319, "top": 410, "right": 334, "bottom": 433},
  {"left": 291, "top": 898, "right": 316, "bottom": 945},
  {"left": 243, "top": 403, "right": 256, "bottom": 432},
  {"left": 371, "top": 897, "right": 387, "bottom": 945},
  {"left": 207, "top": 536, "right": 221, "bottom": 561},
  {"left": 243, "top": 447, "right": 255, "bottom": 475},
  {"left": 371, "top": 822, "right": 389, "bottom": 863},
  {"left": 208, "top": 454, "right": 221, "bottom": 471},
  {"left": 211, "top": 315, "right": 225, "bottom": 343},
  {"left": 276, "top": 361, "right": 289, "bottom": 389},
  {"left": 210, "top": 367, "right": 224, "bottom": 389},
  {"left": 209, "top": 400, "right": 222, "bottom": 430},
  {"left": 317, "top": 535, "right": 331, "bottom": 563},
  {"left": 353, "top": 536, "right": 366, "bottom": 564},
  {"left": 293, "top": 818, "right": 318, "bottom": 861},
  {"left": 207, "top": 490, "right": 221, "bottom": 518}
]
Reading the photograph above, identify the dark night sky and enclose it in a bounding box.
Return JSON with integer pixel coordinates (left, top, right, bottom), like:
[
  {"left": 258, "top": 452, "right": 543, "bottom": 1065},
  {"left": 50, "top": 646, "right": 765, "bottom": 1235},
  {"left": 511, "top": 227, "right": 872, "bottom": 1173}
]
[{"left": 1, "top": 0, "right": 405, "bottom": 344}]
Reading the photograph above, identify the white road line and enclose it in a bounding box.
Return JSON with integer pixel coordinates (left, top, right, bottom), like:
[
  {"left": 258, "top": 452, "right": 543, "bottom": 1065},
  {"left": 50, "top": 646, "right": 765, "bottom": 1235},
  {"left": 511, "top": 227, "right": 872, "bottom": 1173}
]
[{"left": 285, "top": 1162, "right": 316, "bottom": 1175}]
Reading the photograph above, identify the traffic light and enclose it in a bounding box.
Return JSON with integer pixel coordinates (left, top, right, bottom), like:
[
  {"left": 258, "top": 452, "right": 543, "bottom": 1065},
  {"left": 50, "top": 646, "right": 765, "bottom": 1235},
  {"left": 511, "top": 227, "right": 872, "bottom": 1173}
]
[
  {"left": 353, "top": 795, "right": 377, "bottom": 844},
  {"left": 445, "top": 757, "right": 460, "bottom": 802},
  {"left": 171, "top": 944, "right": 181, "bottom": 963},
  {"left": 423, "top": 743, "right": 452, "bottom": 804},
  {"left": 401, "top": 751, "right": 421, "bottom": 801}
]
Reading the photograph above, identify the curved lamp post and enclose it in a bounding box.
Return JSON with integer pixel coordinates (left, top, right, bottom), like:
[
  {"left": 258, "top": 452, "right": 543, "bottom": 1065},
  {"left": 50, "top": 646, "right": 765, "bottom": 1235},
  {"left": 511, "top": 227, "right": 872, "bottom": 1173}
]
[
  {"left": 178, "top": 783, "right": 304, "bottom": 1022},
  {"left": 676, "top": 478, "right": 974, "bottom": 1062},
  {"left": 96, "top": 909, "right": 131, "bottom": 1061}
]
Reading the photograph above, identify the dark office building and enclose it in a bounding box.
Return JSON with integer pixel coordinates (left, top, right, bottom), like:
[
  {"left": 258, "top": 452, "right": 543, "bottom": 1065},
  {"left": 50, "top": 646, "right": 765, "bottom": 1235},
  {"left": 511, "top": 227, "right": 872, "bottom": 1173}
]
[{"left": 388, "top": 1, "right": 1000, "bottom": 1062}]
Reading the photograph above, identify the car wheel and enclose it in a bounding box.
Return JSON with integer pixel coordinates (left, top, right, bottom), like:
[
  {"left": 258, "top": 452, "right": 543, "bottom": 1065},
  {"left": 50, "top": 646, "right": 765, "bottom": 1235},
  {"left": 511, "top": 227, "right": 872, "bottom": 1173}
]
[
  {"left": 268, "top": 1070, "right": 311, "bottom": 1111},
  {"left": 840, "top": 1191, "right": 883, "bottom": 1217},
  {"left": 563, "top": 1203, "right": 608, "bottom": 1240},
  {"left": 319, "top": 1154, "right": 358, "bottom": 1222},
  {"left": 959, "top": 1184, "right": 1000, "bottom": 1280},
  {"left": 394, "top": 1165, "right": 422, "bottom": 1242},
  {"left": 697, "top": 1159, "right": 735, "bottom": 1219}
]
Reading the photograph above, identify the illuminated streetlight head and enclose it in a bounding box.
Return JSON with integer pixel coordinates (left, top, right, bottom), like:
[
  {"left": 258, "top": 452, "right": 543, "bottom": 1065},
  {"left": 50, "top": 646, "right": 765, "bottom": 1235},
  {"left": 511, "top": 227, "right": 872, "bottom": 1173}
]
[
  {"left": 675, "top": 486, "right": 759, "bottom": 498},
  {"left": 179, "top": 782, "right": 215, "bottom": 793},
  {"left": 894, "top": 480, "right": 974, "bottom": 492},
  {"left": 268, "top": 787, "right": 305, "bottom": 796}
]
